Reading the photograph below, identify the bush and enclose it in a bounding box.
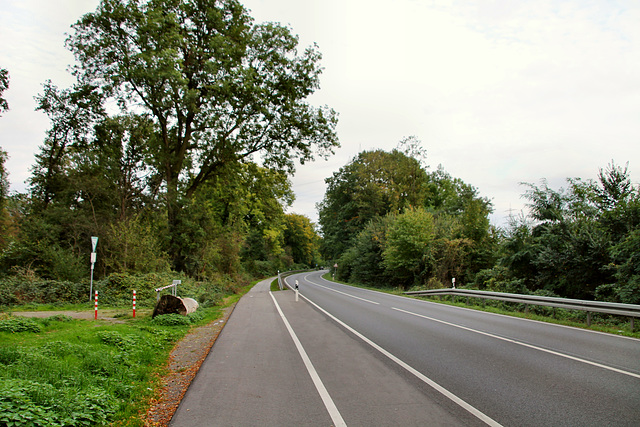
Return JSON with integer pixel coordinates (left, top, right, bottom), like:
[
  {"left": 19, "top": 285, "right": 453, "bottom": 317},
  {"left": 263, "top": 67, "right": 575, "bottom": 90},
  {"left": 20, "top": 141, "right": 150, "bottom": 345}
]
[
  {"left": 151, "top": 313, "right": 192, "bottom": 326},
  {"left": 0, "top": 379, "right": 117, "bottom": 426},
  {"left": 243, "top": 260, "right": 277, "bottom": 278},
  {"left": 0, "top": 273, "right": 86, "bottom": 307},
  {"left": 0, "top": 316, "right": 42, "bottom": 333}
]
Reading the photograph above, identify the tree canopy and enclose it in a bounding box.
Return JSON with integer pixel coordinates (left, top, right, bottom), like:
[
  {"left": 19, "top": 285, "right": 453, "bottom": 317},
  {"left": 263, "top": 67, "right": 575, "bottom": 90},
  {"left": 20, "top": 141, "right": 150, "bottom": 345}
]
[
  {"left": 1, "top": 1, "right": 331, "bottom": 282},
  {"left": 36, "top": 0, "right": 339, "bottom": 270},
  {"left": 319, "top": 142, "right": 496, "bottom": 289}
]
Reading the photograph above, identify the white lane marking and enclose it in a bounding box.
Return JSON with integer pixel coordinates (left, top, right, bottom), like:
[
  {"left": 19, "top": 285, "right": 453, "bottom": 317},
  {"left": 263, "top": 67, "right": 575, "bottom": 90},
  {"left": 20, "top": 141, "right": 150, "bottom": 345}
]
[
  {"left": 300, "top": 293, "right": 502, "bottom": 427},
  {"left": 302, "top": 276, "right": 380, "bottom": 305},
  {"left": 269, "top": 292, "right": 347, "bottom": 427},
  {"left": 392, "top": 307, "right": 640, "bottom": 380},
  {"left": 306, "top": 271, "right": 640, "bottom": 343}
]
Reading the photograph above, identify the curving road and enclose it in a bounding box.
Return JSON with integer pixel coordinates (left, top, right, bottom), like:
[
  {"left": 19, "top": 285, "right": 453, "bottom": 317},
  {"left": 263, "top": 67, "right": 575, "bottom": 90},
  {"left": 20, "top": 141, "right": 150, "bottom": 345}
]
[
  {"left": 171, "top": 271, "right": 640, "bottom": 426},
  {"left": 289, "top": 270, "right": 640, "bottom": 426}
]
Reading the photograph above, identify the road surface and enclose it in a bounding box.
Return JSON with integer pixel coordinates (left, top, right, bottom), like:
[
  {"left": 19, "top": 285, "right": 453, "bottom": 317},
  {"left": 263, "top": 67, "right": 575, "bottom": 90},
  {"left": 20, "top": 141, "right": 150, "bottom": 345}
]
[{"left": 171, "top": 271, "right": 640, "bottom": 426}]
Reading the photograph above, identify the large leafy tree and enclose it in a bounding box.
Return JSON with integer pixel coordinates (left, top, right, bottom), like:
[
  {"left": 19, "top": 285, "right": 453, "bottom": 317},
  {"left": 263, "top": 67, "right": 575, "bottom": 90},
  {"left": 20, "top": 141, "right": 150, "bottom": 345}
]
[
  {"left": 383, "top": 207, "right": 435, "bottom": 287},
  {"left": 0, "top": 68, "right": 9, "bottom": 248},
  {"left": 283, "top": 213, "right": 320, "bottom": 267},
  {"left": 67, "top": 0, "right": 339, "bottom": 269},
  {"left": 318, "top": 148, "right": 428, "bottom": 260}
]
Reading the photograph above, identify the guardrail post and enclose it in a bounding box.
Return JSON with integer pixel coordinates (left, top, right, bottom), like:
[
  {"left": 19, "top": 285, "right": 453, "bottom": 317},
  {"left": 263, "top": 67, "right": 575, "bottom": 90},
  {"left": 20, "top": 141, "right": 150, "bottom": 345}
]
[
  {"left": 631, "top": 317, "right": 635, "bottom": 332},
  {"left": 587, "top": 311, "right": 592, "bottom": 327}
]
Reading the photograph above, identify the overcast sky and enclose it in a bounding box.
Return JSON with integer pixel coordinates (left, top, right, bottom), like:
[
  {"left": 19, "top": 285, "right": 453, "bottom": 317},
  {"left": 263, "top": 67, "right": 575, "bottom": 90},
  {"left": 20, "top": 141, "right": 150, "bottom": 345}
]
[{"left": 1, "top": 0, "right": 639, "bottom": 227}]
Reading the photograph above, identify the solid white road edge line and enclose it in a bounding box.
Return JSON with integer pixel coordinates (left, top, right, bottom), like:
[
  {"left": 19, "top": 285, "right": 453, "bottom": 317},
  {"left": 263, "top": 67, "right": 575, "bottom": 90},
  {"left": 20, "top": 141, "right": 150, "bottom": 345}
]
[
  {"left": 269, "top": 292, "right": 347, "bottom": 427},
  {"left": 392, "top": 307, "right": 640, "bottom": 380},
  {"left": 300, "top": 293, "right": 503, "bottom": 427}
]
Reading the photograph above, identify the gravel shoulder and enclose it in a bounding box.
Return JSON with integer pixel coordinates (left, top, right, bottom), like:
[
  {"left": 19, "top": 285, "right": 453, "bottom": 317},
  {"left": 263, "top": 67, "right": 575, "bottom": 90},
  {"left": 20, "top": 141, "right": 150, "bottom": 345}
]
[{"left": 144, "top": 303, "right": 237, "bottom": 426}]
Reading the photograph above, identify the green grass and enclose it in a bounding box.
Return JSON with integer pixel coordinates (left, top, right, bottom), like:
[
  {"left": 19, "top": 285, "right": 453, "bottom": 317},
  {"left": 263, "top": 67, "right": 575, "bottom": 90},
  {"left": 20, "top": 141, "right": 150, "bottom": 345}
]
[
  {"left": 0, "top": 281, "right": 255, "bottom": 426},
  {"left": 321, "top": 273, "right": 640, "bottom": 339},
  {"left": 270, "top": 278, "right": 282, "bottom": 292}
]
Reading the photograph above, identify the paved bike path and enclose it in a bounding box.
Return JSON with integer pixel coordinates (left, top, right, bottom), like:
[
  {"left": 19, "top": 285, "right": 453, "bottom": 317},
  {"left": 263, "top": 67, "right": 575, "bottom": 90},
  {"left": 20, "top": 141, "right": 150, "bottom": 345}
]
[{"left": 170, "top": 277, "right": 476, "bottom": 426}]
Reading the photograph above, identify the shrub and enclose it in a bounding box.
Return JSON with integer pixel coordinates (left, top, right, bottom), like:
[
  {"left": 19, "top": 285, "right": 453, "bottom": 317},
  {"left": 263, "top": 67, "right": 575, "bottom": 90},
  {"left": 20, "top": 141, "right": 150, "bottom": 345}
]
[
  {"left": 0, "top": 379, "right": 118, "bottom": 426},
  {"left": 151, "top": 313, "right": 192, "bottom": 326},
  {"left": 0, "top": 275, "right": 85, "bottom": 306},
  {"left": 0, "top": 316, "right": 42, "bottom": 333}
]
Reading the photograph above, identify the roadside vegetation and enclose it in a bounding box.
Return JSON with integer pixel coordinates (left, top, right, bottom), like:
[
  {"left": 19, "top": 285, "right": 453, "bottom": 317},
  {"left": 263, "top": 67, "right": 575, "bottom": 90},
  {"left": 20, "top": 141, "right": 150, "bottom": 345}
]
[
  {"left": 319, "top": 141, "right": 640, "bottom": 308},
  {"left": 0, "top": 279, "right": 251, "bottom": 427},
  {"left": 1, "top": 1, "right": 331, "bottom": 424}
]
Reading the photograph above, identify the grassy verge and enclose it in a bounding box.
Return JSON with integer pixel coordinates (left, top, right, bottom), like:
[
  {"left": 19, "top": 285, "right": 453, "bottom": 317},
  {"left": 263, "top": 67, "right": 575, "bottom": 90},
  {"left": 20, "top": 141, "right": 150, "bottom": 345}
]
[
  {"left": 0, "top": 281, "right": 255, "bottom": 426},
  {"left": 270, "top": 278, "right": 281, "bottom": 292},
  {"left": 321, "top": 273, "right": 640, "bottom": 339}
]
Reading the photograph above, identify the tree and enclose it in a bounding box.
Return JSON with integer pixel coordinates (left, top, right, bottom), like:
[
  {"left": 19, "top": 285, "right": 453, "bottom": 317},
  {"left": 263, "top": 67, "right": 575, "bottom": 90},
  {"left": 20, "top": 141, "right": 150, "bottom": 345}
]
[
  {"left": 502, "top": 163, "right": 640, "bottom": 299},
  {"left": 337, "top": 215, "right": 391, "bottom": 286},
  {"left": 0, "top": 148, "right": 9, "bottom": 250},
  {"left": 0, "top": 67, "right": 8, "bottom": 115},
  {"left": 318, "top": 148, "right": 428, "bottom": 260},
  {"left": 383, "top": 207, "right": 434, "bottom": 288},
  {"left": 0, "top": 68, "right": 10, "bottom": 249},
  {"left": 31, "top": 82, "right": 104, "bottom": 209},
  {"left": 67, "top": 0, "right": 339, "bottom": 270},
  {"left": 283, "top": 213, "right": 320, "bottom": 267}
]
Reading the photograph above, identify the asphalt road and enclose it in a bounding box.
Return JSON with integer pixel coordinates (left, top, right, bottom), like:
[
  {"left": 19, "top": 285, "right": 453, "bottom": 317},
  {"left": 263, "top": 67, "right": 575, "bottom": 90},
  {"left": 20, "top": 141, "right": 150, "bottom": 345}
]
[{"left": 171, "top": 271, "right": 640, "bottom": 426}]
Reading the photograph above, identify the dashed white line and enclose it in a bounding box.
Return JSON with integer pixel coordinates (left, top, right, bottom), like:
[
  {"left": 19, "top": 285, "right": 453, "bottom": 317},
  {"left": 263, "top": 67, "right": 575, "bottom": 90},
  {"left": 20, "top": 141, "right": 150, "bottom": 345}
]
[
  {"left": 392, "top": 307, "right": 640, "bottom": 380},
  {"left": 304, "top": 278, "right": 380, "bottom": 305}
]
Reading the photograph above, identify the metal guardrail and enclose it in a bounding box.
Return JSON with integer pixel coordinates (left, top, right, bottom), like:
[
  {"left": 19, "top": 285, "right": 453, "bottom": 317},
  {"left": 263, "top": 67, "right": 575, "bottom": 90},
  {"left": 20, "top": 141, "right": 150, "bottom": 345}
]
[{"left": 405, "top": 288, "right": 640, "bottom": 329}]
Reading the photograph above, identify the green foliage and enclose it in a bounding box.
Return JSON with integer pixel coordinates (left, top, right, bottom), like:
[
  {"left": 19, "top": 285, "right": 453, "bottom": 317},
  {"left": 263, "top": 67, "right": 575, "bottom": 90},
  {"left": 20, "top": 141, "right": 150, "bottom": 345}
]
[
  {"left": 337, "top": 216, "right": 391, "bottom": 286},
  {"left": 321, "top": 143, "right": 494, "bottom": 289},
  {"left": 151, "top": 313, "right": 192, "bottom": 326},
  {"left": 383, "top": 207, "right": 435, "bottom": 287},
  {"left": 0, "top": 67, "right": 8, "bottom": 115},
  {"left": 66, "top": 0, "right": 338, "bottom": 270},
  {"left": 499, "top": 162, "right": 640, "bottom": 301},
  {"left": 0, "top": 317, "right": 42, "bottom": 333},
  {"left": 2, "top": 1, "right": 333, "bottom": 284},
  {"left": 0, "top": 300, "right": 235, "bottom": 426},
  {"left": 284, "top": 214, "right": 321, "bottom": 267},
  {"left": 0, "top": 379, "right": 117, "bottom": 426},
  {"left": 319, "top": 148, "right": 428, "bottom": 260},
  {"left": 0, "top": 271, "right": 86, "bottom": 307}
]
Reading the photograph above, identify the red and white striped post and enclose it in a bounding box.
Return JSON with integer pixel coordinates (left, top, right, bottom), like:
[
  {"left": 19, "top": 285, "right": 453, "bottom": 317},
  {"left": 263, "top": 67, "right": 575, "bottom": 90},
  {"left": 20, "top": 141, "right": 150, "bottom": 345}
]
[
  {"left": 133, "top": 290, "right": 136, "bottom": 318},
  {"left": 94, "top": 290, "right": 98, "bottom": 320}
]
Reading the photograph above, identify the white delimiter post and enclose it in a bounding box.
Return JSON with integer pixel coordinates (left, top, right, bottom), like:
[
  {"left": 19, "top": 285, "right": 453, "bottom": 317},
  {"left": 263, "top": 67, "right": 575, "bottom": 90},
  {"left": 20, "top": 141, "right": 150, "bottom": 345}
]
[
  {"left": 89, "top": 236, "right": 98, "bottom": 301},
  {"left": 295, "top": 280, "right": 299, "bottom": 302}
]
